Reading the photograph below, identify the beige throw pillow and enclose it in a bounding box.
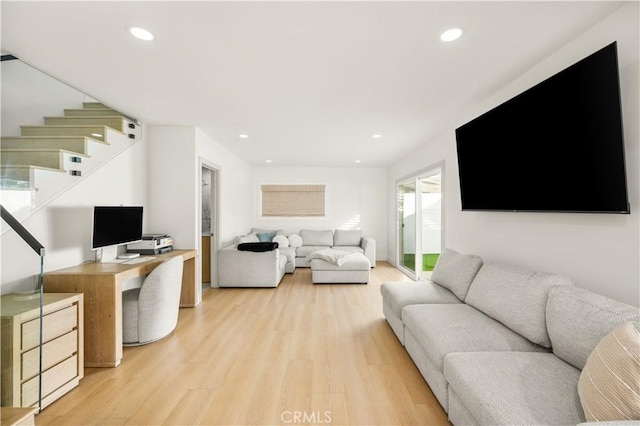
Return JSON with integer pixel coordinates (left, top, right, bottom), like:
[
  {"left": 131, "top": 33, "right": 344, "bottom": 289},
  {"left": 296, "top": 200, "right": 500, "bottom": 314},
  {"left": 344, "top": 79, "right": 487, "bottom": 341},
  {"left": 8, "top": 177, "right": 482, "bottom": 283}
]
[{"left": 578, "top": 321, "right": 640, "bottom": 422}]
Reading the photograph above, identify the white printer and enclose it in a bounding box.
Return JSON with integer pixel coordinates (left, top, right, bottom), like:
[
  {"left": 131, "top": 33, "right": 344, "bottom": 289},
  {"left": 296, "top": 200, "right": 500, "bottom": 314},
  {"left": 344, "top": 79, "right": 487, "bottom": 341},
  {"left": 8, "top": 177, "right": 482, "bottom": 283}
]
[{"left": 127, "top": 234, "right": 173, "bottom": 255}]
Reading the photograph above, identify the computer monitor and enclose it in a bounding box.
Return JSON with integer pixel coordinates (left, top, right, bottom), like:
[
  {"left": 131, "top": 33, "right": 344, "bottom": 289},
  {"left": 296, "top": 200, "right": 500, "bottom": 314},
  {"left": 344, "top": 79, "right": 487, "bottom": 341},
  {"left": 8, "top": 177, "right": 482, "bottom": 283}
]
[{"left": 91, "top": 206, "right": 143, "bottom": 262}]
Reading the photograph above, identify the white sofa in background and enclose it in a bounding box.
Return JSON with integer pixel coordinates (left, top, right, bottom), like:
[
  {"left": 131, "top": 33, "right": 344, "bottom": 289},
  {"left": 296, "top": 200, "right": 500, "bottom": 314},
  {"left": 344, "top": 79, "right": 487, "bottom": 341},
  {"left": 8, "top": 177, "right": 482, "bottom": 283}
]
[
  {"left": 380, "top": 248, "right": 640, "bottom": 425},
  {"left": 217, "top": 228, "right": 376, "bottom": 288},
  {"left": 295, "top": 229, "right": 376, "bottom": 267}
]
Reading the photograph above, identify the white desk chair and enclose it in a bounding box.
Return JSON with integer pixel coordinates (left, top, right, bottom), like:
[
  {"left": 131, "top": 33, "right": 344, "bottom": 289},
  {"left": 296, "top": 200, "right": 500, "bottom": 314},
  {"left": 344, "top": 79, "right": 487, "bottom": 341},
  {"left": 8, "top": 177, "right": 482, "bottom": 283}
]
[{"left": 122, "top": 256, "right": 184, "bottom": 346}]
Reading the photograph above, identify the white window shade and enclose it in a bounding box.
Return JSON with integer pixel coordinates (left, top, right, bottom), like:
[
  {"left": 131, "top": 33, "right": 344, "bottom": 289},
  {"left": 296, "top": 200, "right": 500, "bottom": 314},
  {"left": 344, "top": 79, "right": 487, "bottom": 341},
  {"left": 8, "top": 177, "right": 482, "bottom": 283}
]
[{"left": 261, "top": 185, "right": 326, "bottom": 217}]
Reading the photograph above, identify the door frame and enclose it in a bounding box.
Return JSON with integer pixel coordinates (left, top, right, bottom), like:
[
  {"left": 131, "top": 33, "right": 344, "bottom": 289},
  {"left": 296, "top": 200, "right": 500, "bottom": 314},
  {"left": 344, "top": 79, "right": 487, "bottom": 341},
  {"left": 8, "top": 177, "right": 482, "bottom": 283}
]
[
  {"left": 395, "top": 161, "right": 445, "bottom": 280},
  {"left": 199, "top": 158, "right": 220, "bottom": 288}
]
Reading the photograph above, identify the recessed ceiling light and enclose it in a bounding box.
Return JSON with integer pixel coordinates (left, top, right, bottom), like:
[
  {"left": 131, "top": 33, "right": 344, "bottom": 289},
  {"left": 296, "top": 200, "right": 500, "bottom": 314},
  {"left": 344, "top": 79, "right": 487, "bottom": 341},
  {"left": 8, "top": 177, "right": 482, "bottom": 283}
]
[
  {"left": 129, "top": 26, "right": 154, "bottom": 41},
  {"left": 355, "top": 160, "right": 362, "bottom": 163},
  {"left": 372, "top": 134, "right": 381, "bottom": 139},
  {"left": 91, "top": 133, "right": 102, "bottom": 138},
  {"left": 239, "top": 134, "right": 249, "bottom": 139},
  {"left": 440, "top": 28, "right": 463, "bottom": 42},
  {"left": 265, "top": 160, "right": 272, "bottom": 163}
]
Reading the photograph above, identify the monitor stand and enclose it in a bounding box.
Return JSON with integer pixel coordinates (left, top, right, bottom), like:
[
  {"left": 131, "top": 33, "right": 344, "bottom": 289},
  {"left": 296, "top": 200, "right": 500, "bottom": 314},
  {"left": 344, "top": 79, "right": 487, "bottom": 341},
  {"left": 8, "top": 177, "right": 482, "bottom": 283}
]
[{"left": 96, "top": 245, "right": 118, "bottom": 263}]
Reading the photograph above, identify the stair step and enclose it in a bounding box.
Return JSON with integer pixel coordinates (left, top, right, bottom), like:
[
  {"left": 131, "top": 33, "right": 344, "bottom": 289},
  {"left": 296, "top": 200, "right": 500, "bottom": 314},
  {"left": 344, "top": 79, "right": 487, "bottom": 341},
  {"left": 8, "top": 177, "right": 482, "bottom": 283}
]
[
  {"left": 0, "top": 148, "right": 84, "bottom": 169},
  {"left": 83, "top": 102, "right": 113, "bottom": 110},
  {"left": 3, "top": 99, "right": 141, "bottom": 219},
  {"left": 21, "top": 125, "right": 116, "bottom": 139},
  {"left": 1, "top": 136, "right": 107, "bottom": 155},
  {"left": 44, "top": 116, "right": 126, "bottom": 132},
  {"left": 64, "top": 108, "right": 124, "bottom": 117}
]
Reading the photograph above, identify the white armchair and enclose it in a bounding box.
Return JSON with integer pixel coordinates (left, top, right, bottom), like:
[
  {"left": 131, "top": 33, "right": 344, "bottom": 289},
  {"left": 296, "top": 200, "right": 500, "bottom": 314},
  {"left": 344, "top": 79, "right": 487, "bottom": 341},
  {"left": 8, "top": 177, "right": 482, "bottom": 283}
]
[{"left": 122, "top": 256, "right": 184, "bottom": 346}]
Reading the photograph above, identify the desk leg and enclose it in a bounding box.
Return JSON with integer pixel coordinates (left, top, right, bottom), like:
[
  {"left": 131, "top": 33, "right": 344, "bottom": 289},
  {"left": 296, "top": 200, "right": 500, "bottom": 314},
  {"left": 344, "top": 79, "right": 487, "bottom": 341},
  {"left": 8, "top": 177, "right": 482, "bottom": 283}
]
[
  {"left": 180, "top": 256, "right": 198, "bottom": 307},
  {"left": 44, "top": 275, "right": 122, "bottom": 368}
]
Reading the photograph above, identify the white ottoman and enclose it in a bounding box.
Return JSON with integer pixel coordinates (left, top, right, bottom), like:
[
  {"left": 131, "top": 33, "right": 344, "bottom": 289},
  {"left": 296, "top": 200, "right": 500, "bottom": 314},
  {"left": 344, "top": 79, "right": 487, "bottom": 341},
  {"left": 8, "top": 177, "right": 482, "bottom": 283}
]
[{"left": 310, "top": 252, "right": 371, "bottom": 284}]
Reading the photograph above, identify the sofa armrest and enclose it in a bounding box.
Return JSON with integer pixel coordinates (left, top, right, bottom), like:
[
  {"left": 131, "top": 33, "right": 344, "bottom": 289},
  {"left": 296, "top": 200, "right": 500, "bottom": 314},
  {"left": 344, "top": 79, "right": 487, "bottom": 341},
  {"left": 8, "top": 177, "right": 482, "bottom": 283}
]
[
  {"left": 361, "top": 237, "right": 376, "bottom": 267},
  {"left": 218, "top": 247, "right": 284, "bottom": 287}
]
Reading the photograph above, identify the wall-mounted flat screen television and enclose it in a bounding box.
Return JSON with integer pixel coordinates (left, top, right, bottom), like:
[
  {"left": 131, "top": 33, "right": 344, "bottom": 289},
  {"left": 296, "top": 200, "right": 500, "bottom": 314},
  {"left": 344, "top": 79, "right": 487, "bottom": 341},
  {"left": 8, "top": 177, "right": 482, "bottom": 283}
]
[
  {"left": 455, "top": 42, "right": 629, "bottom": 214},
  {"left": 91, "top": 206, "right": 143, "bottom": 250}
]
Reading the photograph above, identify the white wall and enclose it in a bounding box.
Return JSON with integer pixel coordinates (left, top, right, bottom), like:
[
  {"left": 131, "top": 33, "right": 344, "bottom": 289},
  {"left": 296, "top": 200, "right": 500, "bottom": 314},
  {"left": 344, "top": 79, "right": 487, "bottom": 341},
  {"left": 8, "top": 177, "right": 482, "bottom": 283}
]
[
  {"left": 147, "top": 126, "right": 199, "bottom": 250},
  {"left": 388, "top": 3, "right": 640, "bottom": 306},
  {"left": 0, "top": 137, "right": 148, "bottom": 294},
  {"left": 252, "top": 166, "right": 388, "bottom": 261}
]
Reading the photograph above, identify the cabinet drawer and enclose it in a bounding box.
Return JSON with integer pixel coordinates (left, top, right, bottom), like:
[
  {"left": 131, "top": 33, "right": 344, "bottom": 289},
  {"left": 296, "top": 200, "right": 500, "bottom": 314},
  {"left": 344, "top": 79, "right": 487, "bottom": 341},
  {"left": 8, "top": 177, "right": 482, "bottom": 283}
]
[
  {"left": 22, "top": 355, "right": 77, "bottom": 407},
  {"left": 22, "top": 330, "right": 78, "bottom": 380},
  {"left": 22, "top": 304, "right": 77, "bottom": 351}
]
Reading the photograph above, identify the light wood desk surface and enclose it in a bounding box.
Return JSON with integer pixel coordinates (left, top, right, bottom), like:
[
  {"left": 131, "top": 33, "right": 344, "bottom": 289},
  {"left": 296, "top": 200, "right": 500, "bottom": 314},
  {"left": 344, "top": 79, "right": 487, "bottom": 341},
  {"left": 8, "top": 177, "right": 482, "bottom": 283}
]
[
  {"left": 1, "top": 407, "right": 37, "bottom": 426},
  {"left": 44, "top": 249, "right": 197, "bottom": 367}
]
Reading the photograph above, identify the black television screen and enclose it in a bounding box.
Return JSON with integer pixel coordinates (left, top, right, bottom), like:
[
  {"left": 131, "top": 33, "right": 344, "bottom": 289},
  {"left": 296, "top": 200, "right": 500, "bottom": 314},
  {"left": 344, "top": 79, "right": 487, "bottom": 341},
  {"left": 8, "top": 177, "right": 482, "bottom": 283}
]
[
  {"left": 91, "top": 206, "right": 143, "bottom": 249},
  {"left": 455, "top": 42, "right": 629, "bottom": 214}
]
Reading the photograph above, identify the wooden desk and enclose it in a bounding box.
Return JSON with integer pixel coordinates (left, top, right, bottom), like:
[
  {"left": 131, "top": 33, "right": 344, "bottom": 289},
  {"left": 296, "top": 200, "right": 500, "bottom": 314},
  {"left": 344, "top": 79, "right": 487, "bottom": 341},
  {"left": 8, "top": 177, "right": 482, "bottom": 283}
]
[{"left": 43, "top": 249, "right": 197, "bottom": 367}]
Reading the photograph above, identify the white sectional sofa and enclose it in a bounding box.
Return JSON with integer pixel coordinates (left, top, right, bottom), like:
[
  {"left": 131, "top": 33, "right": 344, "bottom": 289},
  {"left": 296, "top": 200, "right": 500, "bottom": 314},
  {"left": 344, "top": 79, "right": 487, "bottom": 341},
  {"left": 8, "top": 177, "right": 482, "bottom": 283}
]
[
  {"left": 381, "top": 248, "right": 640, "bottom": 425},
  {"left": 295, "top": 229, "right": 376, "bottom": 267},
  {"left": 217, "top": 228, "right": 376, "bottom": 288}
]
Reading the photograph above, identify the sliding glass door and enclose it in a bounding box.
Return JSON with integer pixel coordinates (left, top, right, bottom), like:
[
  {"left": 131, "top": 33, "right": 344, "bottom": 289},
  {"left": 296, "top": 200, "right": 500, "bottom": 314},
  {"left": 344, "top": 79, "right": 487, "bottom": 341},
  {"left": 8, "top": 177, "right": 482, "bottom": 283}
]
[
  {"left": 398, "top": 180, "right": 417, "bottom": 272},
  {"left": 397, "top": 166, "right": 443, "bottom": 280}
]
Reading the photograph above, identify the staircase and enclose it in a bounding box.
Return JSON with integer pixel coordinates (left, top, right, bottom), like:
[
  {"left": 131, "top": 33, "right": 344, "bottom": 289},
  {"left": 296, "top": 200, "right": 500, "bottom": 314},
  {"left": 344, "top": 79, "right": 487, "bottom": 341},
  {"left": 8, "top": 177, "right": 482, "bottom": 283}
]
[{"left": 0, "top": 102, "right": 141, "bottom": 222}]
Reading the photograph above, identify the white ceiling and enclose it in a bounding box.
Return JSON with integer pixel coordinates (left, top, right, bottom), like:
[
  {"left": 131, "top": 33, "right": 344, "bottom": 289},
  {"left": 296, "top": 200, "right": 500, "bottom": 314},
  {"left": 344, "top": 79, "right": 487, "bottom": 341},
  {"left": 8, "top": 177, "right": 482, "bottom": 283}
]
[{"left": 1, "top": 1, "right": 625, "bottom": 167}]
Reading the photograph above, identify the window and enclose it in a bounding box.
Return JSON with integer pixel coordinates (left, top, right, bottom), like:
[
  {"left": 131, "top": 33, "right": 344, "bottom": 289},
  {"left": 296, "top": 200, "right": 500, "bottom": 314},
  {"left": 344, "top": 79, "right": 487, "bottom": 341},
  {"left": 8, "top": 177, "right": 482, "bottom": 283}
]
[{"left": 261, "top": 184, "right": 326, "bottom": 217}]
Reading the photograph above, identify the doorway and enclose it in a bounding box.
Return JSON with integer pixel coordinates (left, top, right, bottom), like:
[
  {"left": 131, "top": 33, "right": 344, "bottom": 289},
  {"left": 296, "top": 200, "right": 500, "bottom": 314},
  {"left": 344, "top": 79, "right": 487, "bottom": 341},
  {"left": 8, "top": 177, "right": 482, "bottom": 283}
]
[
  {"left": 200, "top": 161, "right": 219, "bottom": 291},
  {"left": 397, "top": 164, "right": 443, "bottom": 280}
]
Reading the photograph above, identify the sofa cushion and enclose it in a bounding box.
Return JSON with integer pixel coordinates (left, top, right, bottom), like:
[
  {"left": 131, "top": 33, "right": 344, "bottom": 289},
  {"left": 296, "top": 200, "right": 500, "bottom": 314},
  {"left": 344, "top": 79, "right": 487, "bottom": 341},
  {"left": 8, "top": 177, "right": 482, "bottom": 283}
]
[
  {"left": 309, "top": 254, "right": 370, "bottom": 271},
  {"left": 578, "top": 321, "right": 640, "bottom": 422},
  {"left": 444, "top": 351, "right": 584, "bottom": 425},
  {"left": 236, "top": 234, "right": 260, "bottom": 245},
  {"left": 279, "top": 247, "right": 296, "bottom": 264},
  {"left": 402, "top": 304, "right": 547, "bottom": 372},
  {"left": 288, "top": 234, "right": 303, "bottom": 248},
  {"left": 273, "top": 235, "right": 289, "bottom": 248},
  {"left": 333, "top": 229, "right": 362, "bottom": 246},
  {"left": 430, "top": 248, "right": 483, "bottom": 301},
  {"left": 465, "top": 264, "right": 573, "bottom": 348},
  {"left": 256, "top": 231, "right": 277, "bottom": 242},
  {"left": 296, "top": 246, "right": 331, "bottom": 258},
  {"left": 300, "top": 229, "right": 334, "bottom": 247},
  {"left": 332, "top": 246, "right": 363, "bottom": 254},
  {"left": 380, "top": 281, "right": 462, "bottom": 319},
  {"left": 251, "top": 228, "right": 284, "bottom": 235},
  {"left": 546, "top": 286, "right": 640, "bottom": 369},
  {"left": 307, "top": 248, "right": 359, "bottom": 266}
]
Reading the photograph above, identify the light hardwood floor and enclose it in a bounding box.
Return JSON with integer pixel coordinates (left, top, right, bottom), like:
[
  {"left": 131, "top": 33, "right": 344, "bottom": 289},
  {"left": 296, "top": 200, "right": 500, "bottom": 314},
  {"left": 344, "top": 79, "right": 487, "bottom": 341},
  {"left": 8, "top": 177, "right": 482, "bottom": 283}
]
[{"left": 35, "top": 262, "right": 449, "bottom": 425}]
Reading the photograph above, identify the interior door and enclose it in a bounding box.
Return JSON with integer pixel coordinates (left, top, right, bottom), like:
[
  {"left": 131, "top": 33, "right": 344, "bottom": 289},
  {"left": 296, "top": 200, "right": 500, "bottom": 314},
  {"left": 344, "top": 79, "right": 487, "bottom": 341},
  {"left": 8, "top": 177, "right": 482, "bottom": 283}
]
[{"left": 200, "top": 163, "right": 218, "bottom": 290}]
